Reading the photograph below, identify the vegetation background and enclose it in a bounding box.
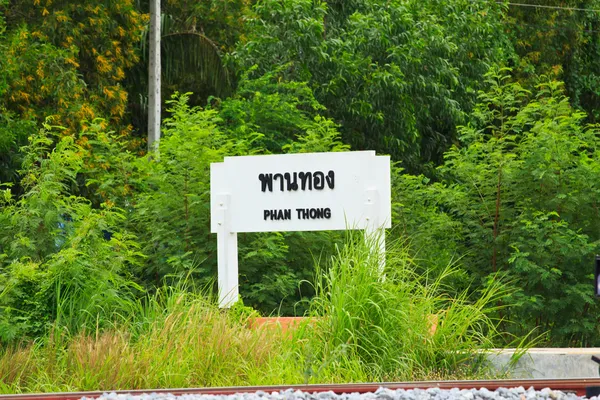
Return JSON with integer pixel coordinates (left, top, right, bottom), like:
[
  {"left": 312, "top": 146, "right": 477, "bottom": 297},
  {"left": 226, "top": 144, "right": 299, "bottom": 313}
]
[{"left": 2, "top": 0, "right": 600, "bottom": 388}]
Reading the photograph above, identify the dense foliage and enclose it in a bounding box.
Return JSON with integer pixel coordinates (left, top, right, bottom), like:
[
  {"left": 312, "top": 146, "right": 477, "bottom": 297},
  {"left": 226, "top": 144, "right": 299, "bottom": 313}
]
[
  {"left": 396, "top": 68, "right": 600, "bottom": 345},
  {"left": 505, "top": 0, "right": 600, "bottom": 122},
  {"left": 2, "top": 0, "right": 600, "bottom": 349},
  {"left": 233, "top": 0, "right": 511, "bottom": 171}
]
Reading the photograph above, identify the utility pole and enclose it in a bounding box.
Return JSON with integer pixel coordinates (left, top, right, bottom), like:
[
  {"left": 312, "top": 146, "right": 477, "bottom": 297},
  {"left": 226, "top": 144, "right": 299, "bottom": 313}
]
[{"left": 147, "top": 0, "right": 161, "bottom": 154}]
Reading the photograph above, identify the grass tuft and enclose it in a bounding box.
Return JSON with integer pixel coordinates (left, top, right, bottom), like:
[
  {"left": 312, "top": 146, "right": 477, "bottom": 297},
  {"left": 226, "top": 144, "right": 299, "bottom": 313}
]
[{"left": 309, "top": 232, "right": 513, "bottom": 381}]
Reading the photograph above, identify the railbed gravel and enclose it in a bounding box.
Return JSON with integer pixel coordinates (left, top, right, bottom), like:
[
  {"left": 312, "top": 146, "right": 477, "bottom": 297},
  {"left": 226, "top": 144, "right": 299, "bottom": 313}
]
[{"left": 89, "top": 387, "right": 598, "bottom": 400}]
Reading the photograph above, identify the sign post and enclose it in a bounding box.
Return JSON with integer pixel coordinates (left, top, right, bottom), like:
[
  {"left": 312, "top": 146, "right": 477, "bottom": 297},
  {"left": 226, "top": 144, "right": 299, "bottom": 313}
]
[
  {"left": 211, "top": 151, "right": 391, "bottom": 308},
  {"left": 214, "top": 193, "right": 238, "bottom": 307}
]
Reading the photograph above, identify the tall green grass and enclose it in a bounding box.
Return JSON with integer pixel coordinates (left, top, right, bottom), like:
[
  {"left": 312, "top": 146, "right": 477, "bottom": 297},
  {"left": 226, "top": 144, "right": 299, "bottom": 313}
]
[
  {"left": 0, "top": 289, "right": 298, "bottom": 392},
  {"left": 0, "top": 235, "right": 517, "bottom": 393},
  {"left": 309, "top": 233, "right": 512, "bottom": 381}
]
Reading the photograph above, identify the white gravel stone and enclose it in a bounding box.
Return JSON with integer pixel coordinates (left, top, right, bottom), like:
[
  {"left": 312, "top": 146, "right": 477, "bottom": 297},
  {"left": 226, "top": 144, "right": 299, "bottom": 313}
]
[{"left": 87, "top": 387, "right": 595, "bottom": 400}]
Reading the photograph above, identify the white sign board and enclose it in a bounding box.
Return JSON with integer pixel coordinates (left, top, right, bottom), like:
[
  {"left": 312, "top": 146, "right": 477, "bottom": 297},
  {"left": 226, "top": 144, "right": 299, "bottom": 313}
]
[{"left": 211, "top": 151, "right": 391, "bottom": 307}]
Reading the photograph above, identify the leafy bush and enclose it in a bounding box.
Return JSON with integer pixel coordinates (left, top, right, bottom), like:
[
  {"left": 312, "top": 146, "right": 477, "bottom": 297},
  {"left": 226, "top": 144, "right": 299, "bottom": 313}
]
[
  {"left": 396, "top": 67, "right": 600, "bottom": 345},
  {"left": 0, "top": 123, "right": 142, "bottom": 341}
]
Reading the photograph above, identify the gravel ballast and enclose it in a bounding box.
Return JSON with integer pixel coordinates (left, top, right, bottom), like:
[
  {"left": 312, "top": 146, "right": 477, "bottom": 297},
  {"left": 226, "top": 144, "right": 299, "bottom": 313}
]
[{"left": 90, "top": 387, "right": 598, "bottom": 400}]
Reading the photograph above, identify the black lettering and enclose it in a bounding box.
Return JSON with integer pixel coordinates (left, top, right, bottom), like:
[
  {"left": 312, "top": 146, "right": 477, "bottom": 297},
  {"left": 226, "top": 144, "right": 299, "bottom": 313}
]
[
  {"left": 266, "top": 209, "right": 293, "bottom": 221},
  {"left": 273, "top": 173, "right": 285, "bottom": 191},
  {"left": 299, "top": 172, "right": 312, "bottom": 190},
  {"left": 292, "top": 207, "right": 331, "bottom": 219},
  {"left": 260, "top": 171, "right": 334, "bottom": 192},
  {"left": 284, "top": 172, "right": 299, "bottom": 191},
  {"left": 259, "top": 173, "right": 273, "bottom": 192},
  {"left": 326, "top": 171, "right": 335, "bottom": 189},
  {"left": 313, "top": 171, "right": 325, "bottom": 190}
]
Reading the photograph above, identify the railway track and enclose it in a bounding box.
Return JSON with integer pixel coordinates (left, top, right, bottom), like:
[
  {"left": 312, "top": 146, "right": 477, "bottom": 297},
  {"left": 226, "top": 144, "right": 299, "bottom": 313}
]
[{"left": 2, "top": 379, "right": 600, "bottom": 400}]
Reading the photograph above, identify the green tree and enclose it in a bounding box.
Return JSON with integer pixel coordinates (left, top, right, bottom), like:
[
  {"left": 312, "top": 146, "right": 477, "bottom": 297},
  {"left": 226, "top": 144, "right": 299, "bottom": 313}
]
[
  {"left": 234, "top": 0, "right": 512, "bottom": 172},
  {"left": 2, "top": 0, "right": 145, "bottom": 129},
  {"left": 0, "top": 0, "right": 146, "bottom": 193},
  {"left": 505, "top": 0, "right": 600, "bottom": 122},
  {"left": 396, "top": 67, "right": 600, "bottom": 345}
]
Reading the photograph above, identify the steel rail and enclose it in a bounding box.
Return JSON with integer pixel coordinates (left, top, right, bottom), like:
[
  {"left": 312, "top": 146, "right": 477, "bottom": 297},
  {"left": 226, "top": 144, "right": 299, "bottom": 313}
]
[{"left": 2, "top": 379, "right": 600, "bottom": 400}]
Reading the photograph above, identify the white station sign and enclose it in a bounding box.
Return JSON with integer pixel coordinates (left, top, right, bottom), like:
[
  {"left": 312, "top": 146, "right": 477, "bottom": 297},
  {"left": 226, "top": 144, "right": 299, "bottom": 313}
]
[
  {"left": 210, "top": 151, "right": 391, "bottom": 307},
  {"left": 211, "top": 151, "right": 391, "bottom": 233}
]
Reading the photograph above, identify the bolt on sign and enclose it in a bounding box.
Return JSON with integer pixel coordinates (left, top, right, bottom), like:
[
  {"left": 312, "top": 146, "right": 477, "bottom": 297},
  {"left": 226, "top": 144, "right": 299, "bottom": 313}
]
[{"left": 211, "top": 151, "right": 391, "bottom": 308}]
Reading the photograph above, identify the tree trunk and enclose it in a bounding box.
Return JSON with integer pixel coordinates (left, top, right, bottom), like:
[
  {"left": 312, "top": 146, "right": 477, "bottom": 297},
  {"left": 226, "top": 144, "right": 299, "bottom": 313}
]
[{"left": 147, "top": 0, "right": 161, "bottom": 154}]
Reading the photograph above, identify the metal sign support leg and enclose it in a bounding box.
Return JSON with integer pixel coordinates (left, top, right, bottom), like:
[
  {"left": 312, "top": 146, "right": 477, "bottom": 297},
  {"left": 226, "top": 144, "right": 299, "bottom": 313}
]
[
  {"left": 364, "top": 188, "right": 385, "bottom": 273},
  {"left": 216, "top": 194, "right": 239, "bottom": 308}
]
